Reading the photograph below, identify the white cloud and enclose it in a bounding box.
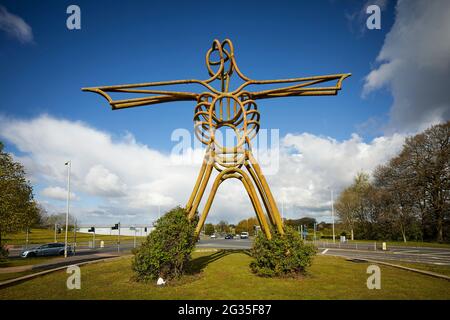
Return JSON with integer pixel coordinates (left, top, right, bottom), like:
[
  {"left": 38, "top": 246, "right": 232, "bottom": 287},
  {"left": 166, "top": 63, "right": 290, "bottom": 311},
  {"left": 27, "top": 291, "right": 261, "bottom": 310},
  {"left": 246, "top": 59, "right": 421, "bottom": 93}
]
[
  {"left": 363, "top": 0, "right": 450, "bottom": 133},
  {"left": 85, "top": 165, "right": 127, "bottom": 197},
  {"left": 271, "top": 132, "right": 405, "bottom": 216},
  {"left": 0, "top": 115, "right": 405, "bottom": 224},
  {"left": 41, "top": 186, "right": 78, "bottom": 201},
  {"left": 0, "top": 5, "right": 33, "bottom": 44}
]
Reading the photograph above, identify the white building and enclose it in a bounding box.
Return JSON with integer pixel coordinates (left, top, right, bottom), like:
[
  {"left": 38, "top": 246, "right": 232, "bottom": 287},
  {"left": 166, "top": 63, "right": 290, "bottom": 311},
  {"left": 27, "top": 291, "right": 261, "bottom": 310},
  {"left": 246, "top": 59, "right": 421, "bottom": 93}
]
[{"left": 78, "top": 225, "right": 154, "bottom": 237}]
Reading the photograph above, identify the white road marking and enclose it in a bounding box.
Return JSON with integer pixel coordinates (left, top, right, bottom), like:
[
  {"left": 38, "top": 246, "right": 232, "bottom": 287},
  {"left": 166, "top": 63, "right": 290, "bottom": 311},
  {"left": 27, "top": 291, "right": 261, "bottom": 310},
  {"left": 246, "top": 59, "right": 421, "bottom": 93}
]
[{"left": 321, "top": 249, "right": 329, "bottom": 255}]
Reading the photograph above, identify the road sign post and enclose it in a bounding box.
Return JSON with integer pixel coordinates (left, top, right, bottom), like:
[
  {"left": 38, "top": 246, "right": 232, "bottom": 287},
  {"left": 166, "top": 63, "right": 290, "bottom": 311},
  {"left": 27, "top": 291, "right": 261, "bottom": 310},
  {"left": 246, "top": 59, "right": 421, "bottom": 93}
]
[
  {"left": 118, "top": 222, "right": 121, "bottom": 253},
  {"left": 25, "top": 227, "right": 29, "bottom": 249}
]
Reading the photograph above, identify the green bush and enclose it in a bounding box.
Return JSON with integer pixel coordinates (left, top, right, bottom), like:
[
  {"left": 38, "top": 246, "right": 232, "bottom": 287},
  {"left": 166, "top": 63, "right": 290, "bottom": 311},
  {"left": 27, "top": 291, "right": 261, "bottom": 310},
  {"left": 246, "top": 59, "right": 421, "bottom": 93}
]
[
  {"left": 250, "top": 226, "right": 316, "bottom": 277},
  {"left": 132, "top": 206, "right": 198, "bottom": 282}
]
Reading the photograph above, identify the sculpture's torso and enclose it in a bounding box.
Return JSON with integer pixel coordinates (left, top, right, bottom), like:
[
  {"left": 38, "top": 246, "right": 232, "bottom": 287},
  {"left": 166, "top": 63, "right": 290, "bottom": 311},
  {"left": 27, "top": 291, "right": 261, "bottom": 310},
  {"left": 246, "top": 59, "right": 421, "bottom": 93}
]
[{"left": 194, "top": 91, "right": 260, "bottom": 171}]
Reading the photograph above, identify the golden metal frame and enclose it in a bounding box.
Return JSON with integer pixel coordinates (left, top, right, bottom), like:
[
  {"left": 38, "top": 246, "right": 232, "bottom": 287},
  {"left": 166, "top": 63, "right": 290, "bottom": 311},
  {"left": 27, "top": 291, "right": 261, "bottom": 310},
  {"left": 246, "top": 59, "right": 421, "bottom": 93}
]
[{"left": 83, "top": 39, "right": 350, "bottom": 239}]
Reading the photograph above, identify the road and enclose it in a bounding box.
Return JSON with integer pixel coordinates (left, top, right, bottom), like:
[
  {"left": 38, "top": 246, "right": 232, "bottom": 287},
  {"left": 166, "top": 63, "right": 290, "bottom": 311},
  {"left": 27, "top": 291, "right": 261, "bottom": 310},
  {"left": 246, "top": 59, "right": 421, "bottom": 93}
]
[
  {"left": 7, "top": 238, "right": 450, "bottom": 267},
  {"left": 322, "top": 247, "right": 450, "bottom": 265},
  {"left": 197, "top": 238, "right": 450, "bottom": 266}
]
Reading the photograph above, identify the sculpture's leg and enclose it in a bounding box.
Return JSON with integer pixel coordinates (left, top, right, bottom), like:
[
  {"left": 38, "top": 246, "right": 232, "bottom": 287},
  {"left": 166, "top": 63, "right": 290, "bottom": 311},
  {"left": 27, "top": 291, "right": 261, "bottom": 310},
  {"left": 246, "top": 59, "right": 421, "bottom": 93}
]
[
  {"left": 247, "top": 151, "right": 284, "bottom": 235},
  {"left": 245, "top": 161, "right": 277, "bottom": 226},
  {"left": 194, "top": 172, "right": 224, "bottom": 236},
  {"left": 238, "top": 170, "right": 272, "bottom": 240},
  {"left": 193, "top": 168, "right": 272, "bottom": 240},
  {"left": 187, "top": 154, "right": 214, "bottom": 220},
  {"left": 186, "top": 156, "right": 207, "bottom": 213}
]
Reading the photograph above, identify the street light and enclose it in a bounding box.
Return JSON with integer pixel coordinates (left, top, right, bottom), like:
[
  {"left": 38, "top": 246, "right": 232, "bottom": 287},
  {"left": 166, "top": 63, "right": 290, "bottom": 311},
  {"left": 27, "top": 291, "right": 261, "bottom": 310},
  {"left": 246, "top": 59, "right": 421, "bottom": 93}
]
[
  {"left": 331, "top": 189, "right": 336, "bottom": 243},
  {"left": 64, "top": 160, "right": 71, "bottom": 258}
]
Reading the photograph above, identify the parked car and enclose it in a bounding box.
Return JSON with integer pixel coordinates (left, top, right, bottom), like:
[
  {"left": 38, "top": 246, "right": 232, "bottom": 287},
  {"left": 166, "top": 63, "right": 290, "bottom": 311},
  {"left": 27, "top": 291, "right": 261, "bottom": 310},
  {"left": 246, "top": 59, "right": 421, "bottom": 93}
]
[
  {"left": 21, "top": 243, "right": 73, "bottom": 258},
  {"left": 224, "top": 234, "right": 234, "bottom": 239},
  {"left": 240, "top": 232, "right": 249, "bottom": 239},
  {"left": 210, "top": 234, "right": 217, "bottom": 239}
]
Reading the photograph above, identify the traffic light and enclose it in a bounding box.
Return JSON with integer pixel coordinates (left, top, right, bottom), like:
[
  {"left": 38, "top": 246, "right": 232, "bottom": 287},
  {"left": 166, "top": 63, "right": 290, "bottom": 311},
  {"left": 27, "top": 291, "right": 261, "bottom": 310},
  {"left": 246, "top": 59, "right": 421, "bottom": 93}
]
[
  {"left": 57, "top": 228, "right": 62, "bottom": 234},
  {"left": 111, "top": 223, "right": 119, "bottom": 230},
  {"left": 88, "top": 227, "right": 95, "bottom": 233}
]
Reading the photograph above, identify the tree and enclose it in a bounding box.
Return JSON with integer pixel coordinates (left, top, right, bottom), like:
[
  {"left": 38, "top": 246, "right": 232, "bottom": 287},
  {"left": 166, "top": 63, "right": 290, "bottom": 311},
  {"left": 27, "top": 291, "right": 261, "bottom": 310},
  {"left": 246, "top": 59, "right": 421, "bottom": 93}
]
[
  {"left": 0, "top": 142, "right": 39, "bottom": 251},
  {"left": 41, "top": 212, "right": 76, "bottom": 229},
  {"left": 335, "top": 187, "right": 358, "bottom": 240},
  {"left": 285, "top": 217, "right": 317, "bottom": 229},
  {"left": 373, "top": 155, "right": 419, "bottom": 243},
  {"left": 132, "top": 206, "right": 198, "bottom": 281},
  {"left": 335, "top": 172, "right": 372, "bottom": 240},
  {"left": 204, "top": 223, "right": 215, "bottom": 236},
  {"left": 335, "top": 121, "right": 449, "bottom": 243},
  {"left": 235, "top": 217, "right": 259, "bottom": 235},
  {"left": 216, "top": 220, "right": 229, "bottom": 233},
  {"left": 399, "top": 121, "right": 450, "bottom": 242}
]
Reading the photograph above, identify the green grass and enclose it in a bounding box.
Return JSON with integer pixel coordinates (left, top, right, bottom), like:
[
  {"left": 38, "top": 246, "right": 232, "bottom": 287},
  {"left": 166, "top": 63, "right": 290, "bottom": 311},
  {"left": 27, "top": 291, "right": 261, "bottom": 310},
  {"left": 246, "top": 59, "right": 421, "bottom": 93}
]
[
  {"left": 344, "top": 240, "right": 450, "bottom": 248},
  {"left": 0, "top": 256, "right": 58, "bottom": 268},
  {"left": 0, "top": 251, "right": 449, "bottom": 299},
  {"left": 0, "top": 270, "right": 34, "bottom": 282},
  {"left": 386, "top": 261, "right": 450, "bottom": 277},
  {"left": 3, "top": 228, "right": 142, "bottom": 246}
]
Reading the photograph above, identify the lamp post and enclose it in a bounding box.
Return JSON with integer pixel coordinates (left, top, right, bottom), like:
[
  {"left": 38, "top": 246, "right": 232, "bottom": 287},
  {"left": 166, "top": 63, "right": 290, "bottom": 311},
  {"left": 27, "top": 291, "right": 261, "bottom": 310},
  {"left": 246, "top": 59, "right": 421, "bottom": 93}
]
[
  {"left": 25, "top": 227, "right": 29, "bottom": 249},
  {"left": 64, "top": 160, "right": 71, "bottom": 258},
  {"left": 73, "top": 219, "right": 77, "bottom": 255},
  {"left": 331, "top": 189, "right": 336, "bottom": 243}
]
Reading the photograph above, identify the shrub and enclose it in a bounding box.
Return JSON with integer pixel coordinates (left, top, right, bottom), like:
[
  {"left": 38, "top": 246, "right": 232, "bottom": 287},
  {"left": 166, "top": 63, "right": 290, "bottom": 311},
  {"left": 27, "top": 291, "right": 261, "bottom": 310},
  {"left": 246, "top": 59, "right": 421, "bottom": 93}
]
[
  {"left": 132, "top": 206, "right": 198, "bottom": 282},
  {"left": 250, "top": 226, "right": 316, "bottom": 277}
]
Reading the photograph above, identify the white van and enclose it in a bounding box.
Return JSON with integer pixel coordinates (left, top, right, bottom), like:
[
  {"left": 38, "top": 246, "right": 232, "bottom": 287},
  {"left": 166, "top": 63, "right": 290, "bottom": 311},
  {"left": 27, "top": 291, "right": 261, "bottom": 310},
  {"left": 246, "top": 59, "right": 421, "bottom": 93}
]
[{"left": 240, "top": 232, "right": 249, "bottom": 239}]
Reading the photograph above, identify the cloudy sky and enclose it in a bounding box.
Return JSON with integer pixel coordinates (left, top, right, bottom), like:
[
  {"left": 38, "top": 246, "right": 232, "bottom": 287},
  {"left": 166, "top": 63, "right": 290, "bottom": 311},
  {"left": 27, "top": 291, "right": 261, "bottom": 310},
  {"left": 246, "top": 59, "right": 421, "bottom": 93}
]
[{"left": 0, "top": 0, "right": 449, "bottom": 225}]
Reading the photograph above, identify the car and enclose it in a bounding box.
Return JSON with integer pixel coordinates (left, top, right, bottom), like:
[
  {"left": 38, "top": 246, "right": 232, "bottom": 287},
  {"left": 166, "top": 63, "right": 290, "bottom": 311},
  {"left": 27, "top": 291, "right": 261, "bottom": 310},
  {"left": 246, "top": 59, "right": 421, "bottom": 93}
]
[
  {"left": 210, "top": 234, "right": 216, "bottom": 239},
  {"left": 224, "top": 234, "right": 234, "bottom": 239},
  {"left": 240, "top": 232, "right": 249, "bottom": 239},
  {"left": 21, "top": 243, "right": 73, "bottom": 258}
]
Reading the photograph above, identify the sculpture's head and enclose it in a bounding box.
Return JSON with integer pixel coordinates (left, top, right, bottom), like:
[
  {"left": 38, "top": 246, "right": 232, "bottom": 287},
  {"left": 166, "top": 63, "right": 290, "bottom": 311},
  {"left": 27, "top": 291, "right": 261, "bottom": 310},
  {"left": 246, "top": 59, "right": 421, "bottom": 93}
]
[{"left": 205, "top": 39, "right": 236, "bottom": 81}]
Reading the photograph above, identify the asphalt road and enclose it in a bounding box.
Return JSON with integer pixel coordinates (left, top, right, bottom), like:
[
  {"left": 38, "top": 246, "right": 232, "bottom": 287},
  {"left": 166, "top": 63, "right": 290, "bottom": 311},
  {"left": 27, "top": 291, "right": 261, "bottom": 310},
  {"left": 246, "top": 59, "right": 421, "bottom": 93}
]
[
  {"left": 7, "top": 241, "right": 139, "bottom": 258},
  {"left": 197, "top": 238, "right": 450, "bottom": 266},
  {"left": 7, "top": 238, "right": 450, "bottom": 266},
  {"left": 321, "top": 247, "right": 450, "bottom": 265},
  {"left": 197, "top": 238, "right": 253, "bottom": 250}
]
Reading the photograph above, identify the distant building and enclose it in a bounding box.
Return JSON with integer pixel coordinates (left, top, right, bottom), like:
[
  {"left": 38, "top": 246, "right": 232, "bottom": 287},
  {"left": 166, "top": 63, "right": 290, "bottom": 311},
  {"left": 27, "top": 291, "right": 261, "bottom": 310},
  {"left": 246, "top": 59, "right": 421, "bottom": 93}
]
[{"left": 78, "top": 225, "right": 154, "bottom": 237}]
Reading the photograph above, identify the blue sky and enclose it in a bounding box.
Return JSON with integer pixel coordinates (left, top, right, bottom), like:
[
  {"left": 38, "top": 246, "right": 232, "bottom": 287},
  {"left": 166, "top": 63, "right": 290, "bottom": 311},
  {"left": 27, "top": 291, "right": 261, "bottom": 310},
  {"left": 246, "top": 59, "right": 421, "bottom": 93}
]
[
  {"left": 1, "top": 0, "right": 395, "bottom": 148},
  {"left": 1, "top": 0, "right": 448, "bottom": 225}
]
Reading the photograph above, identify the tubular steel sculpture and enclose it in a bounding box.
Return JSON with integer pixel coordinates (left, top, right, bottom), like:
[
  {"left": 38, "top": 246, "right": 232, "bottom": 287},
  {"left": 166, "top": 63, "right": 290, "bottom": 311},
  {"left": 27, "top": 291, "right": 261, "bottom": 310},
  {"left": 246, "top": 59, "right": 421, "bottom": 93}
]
[{"left": 83, "top": 39, "right": 350, "bottom": 239}]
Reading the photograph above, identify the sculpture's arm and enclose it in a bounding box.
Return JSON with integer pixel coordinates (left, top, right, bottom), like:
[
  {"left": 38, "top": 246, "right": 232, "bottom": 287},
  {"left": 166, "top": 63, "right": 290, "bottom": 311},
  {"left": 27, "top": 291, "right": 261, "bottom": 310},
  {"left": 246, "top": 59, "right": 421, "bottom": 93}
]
[
  {"left": 82, "top": 79, "right": 213, "bottom": 110},
  {"left": 239, "top": 73, "right": 351, "bottom": 100}
]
